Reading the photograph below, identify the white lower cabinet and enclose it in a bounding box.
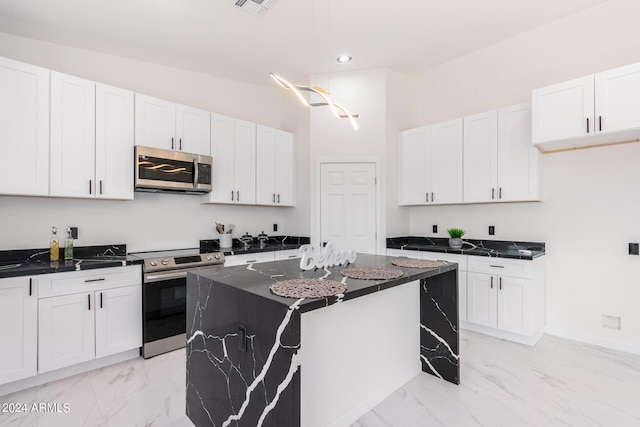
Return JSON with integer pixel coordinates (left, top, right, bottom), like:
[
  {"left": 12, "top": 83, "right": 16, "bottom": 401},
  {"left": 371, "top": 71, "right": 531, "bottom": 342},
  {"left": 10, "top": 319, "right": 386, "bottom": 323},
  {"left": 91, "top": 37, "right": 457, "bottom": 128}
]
[
  {"left": 274, "top": 249, "right": 302, "bottom": 261},
  {"left": 0, "top": 276, "right": 38, "bottom": 385},
  {"left": 466, "top": 256, "right": 545, "bottom": 345},
  {"left": 224, "top": 252, "right": 275, "bottom": 267},
  {"left": 38, "top": 266, "right": 142, "bottom": 373}
]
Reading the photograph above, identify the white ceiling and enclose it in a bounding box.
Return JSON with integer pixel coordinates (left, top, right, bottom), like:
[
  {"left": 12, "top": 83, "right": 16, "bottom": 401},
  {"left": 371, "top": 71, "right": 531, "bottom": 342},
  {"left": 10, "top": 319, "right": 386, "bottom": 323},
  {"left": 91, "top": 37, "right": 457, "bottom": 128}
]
[{"left": 0, "top": 0, "right": 607, "bottom": 86}]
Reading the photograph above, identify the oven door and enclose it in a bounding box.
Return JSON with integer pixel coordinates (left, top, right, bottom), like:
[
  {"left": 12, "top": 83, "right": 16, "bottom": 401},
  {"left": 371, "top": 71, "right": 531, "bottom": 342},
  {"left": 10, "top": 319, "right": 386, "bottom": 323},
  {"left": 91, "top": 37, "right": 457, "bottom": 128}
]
[{"left": 142, "top": 270, "right": 188, "bottom": 356}]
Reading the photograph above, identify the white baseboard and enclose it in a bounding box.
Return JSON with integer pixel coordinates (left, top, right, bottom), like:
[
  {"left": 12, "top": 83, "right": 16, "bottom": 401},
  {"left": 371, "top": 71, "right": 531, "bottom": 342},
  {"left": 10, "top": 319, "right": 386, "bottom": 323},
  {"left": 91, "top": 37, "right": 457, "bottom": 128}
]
[{"left": 544, "top": 326, "right": 640, "bottom": 356}]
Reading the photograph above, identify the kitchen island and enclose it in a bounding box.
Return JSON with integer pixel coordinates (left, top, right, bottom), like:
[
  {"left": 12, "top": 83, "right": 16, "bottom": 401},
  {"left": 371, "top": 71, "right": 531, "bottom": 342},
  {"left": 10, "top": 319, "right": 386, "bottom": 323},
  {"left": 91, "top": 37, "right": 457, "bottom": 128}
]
[{"left": 185, "top": 253, "right": 459, "bottom": 427}]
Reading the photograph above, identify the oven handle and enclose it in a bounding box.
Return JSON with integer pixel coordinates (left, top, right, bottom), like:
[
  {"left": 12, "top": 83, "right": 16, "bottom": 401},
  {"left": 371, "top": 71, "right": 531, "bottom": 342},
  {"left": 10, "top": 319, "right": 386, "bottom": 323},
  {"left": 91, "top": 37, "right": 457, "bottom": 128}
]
[{"left": 145, "top": 271, "right": 189, "bottom": 283}]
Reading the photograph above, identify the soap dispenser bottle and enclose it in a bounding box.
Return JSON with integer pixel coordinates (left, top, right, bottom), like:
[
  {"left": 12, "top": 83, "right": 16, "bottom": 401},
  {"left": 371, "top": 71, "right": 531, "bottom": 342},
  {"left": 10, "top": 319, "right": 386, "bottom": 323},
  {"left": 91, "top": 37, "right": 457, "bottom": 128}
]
[
  {"left": 49, "top": 227, "right": 59, "bottom": 262},
  {"left": 64, "top": 227, "right": 74, "bottom": 260}
]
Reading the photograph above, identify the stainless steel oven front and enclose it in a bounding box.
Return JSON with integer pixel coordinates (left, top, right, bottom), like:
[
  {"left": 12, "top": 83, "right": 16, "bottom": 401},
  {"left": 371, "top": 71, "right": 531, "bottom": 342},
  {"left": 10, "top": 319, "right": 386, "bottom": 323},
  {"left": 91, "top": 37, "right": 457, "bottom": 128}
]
[{"left": 139, "top": 251, "right": 224, "bottom": 358}]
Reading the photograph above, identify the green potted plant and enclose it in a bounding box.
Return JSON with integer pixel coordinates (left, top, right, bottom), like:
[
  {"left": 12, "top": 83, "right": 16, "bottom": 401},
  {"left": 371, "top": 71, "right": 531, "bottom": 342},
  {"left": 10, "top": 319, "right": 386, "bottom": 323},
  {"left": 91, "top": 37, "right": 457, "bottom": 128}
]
[{"left": 447, "top": 228, "right": 465, "bottom": 249}]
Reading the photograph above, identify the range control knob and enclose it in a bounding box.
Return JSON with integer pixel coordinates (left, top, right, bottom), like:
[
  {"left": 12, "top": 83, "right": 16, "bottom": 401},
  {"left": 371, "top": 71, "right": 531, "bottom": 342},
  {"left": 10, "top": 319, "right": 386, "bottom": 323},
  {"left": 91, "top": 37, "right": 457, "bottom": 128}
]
[
  {"left": 149, "top": 260, "right": 157, "bottom": 267},
  {"left": 161, "top": 259, "right": 169, "bottom": 266},
  {"left": 206, "top": 255, "right": 212, "bottom": 261},
  {"left": 214, "top": 254, "right": 221, "bottom": 260}
]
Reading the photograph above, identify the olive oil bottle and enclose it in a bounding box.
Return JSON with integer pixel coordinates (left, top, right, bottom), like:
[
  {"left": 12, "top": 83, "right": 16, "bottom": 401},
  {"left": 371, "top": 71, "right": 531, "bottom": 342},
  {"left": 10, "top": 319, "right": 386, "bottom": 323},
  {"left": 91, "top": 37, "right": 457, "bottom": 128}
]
[
  {"left": 64, "top": 227, "right": 74, "bottom": 260},
  {"left": 49, "top": 227, "right": 59, "bottom": 262}
]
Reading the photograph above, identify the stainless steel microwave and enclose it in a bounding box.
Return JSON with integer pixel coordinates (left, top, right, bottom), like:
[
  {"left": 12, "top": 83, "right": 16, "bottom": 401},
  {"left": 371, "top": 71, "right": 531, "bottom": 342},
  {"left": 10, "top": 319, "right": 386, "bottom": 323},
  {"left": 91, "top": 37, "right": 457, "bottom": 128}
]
[{"left": 134, "top": 146, "right": 212, "bottom": 194}]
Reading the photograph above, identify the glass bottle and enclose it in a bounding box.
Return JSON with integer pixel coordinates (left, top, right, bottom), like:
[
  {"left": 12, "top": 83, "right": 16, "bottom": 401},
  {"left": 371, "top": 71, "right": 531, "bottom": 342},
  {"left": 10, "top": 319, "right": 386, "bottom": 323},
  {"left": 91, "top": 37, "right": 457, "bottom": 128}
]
[
  {"left": 49, "top": 227, "right": 59, "bottom": 262},
  {"left": 64, "top": 227, "right": 74, "bottom": 260}
]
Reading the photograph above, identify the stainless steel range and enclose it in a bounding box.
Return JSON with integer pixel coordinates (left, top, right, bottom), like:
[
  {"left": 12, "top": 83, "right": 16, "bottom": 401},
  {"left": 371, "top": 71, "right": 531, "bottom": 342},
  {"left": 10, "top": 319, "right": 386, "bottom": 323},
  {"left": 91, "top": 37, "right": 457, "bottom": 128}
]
[{"left": 129, "top": 248, "right": 225, "bottom": 358}]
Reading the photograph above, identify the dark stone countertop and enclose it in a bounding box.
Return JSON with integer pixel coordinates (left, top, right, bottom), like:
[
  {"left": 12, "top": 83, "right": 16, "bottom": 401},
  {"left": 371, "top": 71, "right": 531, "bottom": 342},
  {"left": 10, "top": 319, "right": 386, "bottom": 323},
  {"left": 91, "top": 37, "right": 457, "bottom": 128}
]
[
  {"left": 0, "top": 244, "right": 139, "bottom": 279},
  {"left": 386, "top": 236, "right": 545, "bottom": 260},
  {"left": 190, "top": 253, "right": 458, "bottom": 313},
  {"left": 200, "top": 235, "right": 309, "bottom": 256}
]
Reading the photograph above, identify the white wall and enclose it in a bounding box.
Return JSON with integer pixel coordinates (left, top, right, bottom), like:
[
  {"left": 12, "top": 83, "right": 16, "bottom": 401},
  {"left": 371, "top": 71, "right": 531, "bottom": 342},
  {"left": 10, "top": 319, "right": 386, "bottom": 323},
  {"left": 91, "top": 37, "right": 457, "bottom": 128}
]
[
  {"left": 0, "top": 32, "right": 311, "bottom": 251},
  {"left": 309, "top": 69, "right": 389, "bottom": 253},
  {"left": 407, "top": 0, "right": 640, "bottom": 352}
]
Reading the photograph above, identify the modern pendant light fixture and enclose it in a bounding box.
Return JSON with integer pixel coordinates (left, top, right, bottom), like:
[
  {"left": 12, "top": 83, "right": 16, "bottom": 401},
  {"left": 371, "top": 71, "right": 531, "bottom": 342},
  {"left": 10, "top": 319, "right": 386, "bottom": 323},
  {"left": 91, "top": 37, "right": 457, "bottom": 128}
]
[
  {"left": 269, "top": 0, "right": 359, "bottom": 130},
  {"left": 270, "top": 73, "right": 359, "bottom": 130}
]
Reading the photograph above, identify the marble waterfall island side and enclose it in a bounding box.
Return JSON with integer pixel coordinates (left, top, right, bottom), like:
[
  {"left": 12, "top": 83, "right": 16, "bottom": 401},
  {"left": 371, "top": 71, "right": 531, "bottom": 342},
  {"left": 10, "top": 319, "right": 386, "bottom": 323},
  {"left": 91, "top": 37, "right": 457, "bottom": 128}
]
[{"left": 185, "top": 254, "right": 459, "bottom": 427}]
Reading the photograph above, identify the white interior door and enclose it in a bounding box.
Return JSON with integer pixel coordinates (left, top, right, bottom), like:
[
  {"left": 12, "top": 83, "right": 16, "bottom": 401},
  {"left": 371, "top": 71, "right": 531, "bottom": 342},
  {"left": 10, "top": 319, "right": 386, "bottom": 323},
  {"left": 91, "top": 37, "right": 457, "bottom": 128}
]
[{"left": 320, "top": 163, "right": 377, "bottom": 254}]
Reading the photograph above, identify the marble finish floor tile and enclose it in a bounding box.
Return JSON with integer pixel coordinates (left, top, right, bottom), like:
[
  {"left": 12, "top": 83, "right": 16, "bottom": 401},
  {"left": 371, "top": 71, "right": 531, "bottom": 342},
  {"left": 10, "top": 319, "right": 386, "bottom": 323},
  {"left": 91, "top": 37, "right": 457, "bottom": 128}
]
[{"left": 2, "top": 331, "right": 640, "bottom": 426}]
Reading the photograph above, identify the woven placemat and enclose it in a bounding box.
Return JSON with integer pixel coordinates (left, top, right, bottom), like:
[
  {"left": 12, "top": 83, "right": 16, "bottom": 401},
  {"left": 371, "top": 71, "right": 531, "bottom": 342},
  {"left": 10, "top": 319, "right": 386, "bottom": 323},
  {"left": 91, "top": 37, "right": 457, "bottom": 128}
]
[
  {"left": 270, "top": 279, "right": 346, "bottom": 298},
  {"left": 340, "top": 267, "right": 404, "bottom": 280},
  {"left": 391, "top": 258, "right": 448, "bottom": 268}
]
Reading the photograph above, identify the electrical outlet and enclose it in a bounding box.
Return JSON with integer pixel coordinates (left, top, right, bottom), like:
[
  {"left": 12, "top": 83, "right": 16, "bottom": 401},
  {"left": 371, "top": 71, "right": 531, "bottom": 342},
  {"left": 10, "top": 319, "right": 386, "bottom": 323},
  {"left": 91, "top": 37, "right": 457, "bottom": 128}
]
[
  {"left": 629, "top": 243, "right": 639, "bottom": 255},
  {"left": 602, "top": 315, "right": 621, "bottom": 330},
  {"left": 70, "top": 227, "right": 78, "bottom": 239},
  {"left": 273, "top": 223, "right": 278, "bottom": 232},
  {"left": 432, "top": 225, "right": 438, "bottom": 233},
  {"left": 488, "top": 226, "right": 495, "bottom": 236}
]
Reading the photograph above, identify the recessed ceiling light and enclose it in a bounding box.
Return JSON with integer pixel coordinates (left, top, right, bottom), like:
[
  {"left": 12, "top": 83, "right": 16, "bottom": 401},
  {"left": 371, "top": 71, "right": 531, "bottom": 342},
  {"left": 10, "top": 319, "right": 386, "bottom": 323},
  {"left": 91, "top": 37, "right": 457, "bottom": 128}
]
[{"left": 337, "top": 55, "right": 352, "bottom": 63}]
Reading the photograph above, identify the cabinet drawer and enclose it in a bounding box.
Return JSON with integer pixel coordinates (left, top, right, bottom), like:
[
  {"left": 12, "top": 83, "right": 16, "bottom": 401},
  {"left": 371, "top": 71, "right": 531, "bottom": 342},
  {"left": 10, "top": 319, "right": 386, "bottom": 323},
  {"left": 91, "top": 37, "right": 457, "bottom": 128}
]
[
  {"left": 274, "top": 249, "right": 302, "bottom": 261},
  {"left": 38, "top": 265, "right": 141, "bottom": 298},
  {"left": 421, "top": 252, "right": 467, "bottom": 271},
  {"left": 467, "top": 256, "right": 532, "bottom": 279},
  {"left": 225, "top": 252, "right": 275, "bottom": 267}
]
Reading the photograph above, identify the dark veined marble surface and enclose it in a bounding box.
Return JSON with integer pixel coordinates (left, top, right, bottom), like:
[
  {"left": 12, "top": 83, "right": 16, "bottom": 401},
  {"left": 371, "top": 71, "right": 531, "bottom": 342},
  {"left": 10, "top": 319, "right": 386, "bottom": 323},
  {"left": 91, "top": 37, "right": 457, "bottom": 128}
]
[
  {"left": 200, "top": 235, "right": 310, "bottom": 256},
  {"left": 387, "top": 236, "right": 546, "bottom": 259}
]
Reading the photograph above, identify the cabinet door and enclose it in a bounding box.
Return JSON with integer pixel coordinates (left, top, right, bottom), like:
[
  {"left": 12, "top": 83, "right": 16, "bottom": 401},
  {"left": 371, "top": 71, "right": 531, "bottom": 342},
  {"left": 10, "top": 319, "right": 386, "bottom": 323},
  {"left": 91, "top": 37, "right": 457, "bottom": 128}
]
[
  {"left": 234, "top": 119, "right": 257, "bottom": 205},
  {"left": 176, "top": 104, "right": 211, "bottom": 155},
  {"left": 429, "top": 118, "right": 463, "bottom": 204},
  {"left": 399, "top": 127, "right": 429, "bottom": 205},
  {"left": 458, "top": 271, "right": 467, "bottom": 323},
  {"left": 466, "top": 272, "right": 497, "bottom": 328},
  {"left": 95, "top": 83, "right": 134, "bottom": 200},
  {"left": 224, "top": 252, "right": 275, "bottom": 267},
  {"left": 0, "top": 277, "right": 37, "bottom": 385},
  {"left": 0, "top": 57, "right": 49, "bottom": 196},
  {"left": 595, "top": 62, "right": 640, "bottom": 135},
  {"left": 463, "top": 111, "right": 498, "bottom": 203},
  {"left": 497, "top": 276, "right": 533, "bottom": 336},
  {"left": 134, "top": 94, "right": 176, "bottom": 150},
  {"left": 256, "top": 125, "right": 277, "bottom": 205},
  {"left": 50, "top": 71, "right": 96, "bottom": 198},
  {"left": 95, "top": 286, "right": 142, "bottom": 359},
  {"left": 274, "top": 249, "right": 302, "bottom": 261},
  {"left": 39, "top": 293, "right": 95, "bottom": 373},
  {"left": 497, "top": 103, "right": 541, "bottom": 202},
  {"left": 207, "top": 114, "right": 236, "bottom": 203},
  {"left": 275, "top": 130, "right": 295, "bottom": 206},
  {"left": 532, "top": 75, "right": 594, "bottom": 144}
]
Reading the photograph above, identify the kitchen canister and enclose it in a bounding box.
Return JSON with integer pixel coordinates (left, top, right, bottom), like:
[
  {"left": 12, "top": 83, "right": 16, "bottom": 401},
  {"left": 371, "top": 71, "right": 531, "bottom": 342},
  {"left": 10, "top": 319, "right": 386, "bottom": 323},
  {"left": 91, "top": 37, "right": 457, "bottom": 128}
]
[{"left": 219, "top": 234, "right": 233, "bottom": 248}]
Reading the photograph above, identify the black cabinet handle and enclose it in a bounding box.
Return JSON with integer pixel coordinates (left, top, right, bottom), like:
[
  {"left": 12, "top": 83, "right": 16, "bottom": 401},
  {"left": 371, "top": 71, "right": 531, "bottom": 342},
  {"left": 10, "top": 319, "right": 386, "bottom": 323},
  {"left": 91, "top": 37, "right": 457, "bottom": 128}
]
[
  {"left": 99, "top": 180, "right": 103, "bottom": 195},
  {"left": 426, "top": 193, "right": 428, "bottom": 203},
  {"left": 29, "top": 278, "right": 32, "bottom": 296},
  {"left": 231, "top": 191, "right": 234, "bottom": 201},
  {"left": 599, "top": 116, "right": 602, "bottom": 132},
  {"left": 237, "top": 191, "right": 240, "bottom": 201},
  {"left": 499, "top": 187, "right": 502, "bottom": 199},
  {"left": 88, "top": 294, "right": 91, "bottom": 310},
  {"left": 179, "top": 138, "right": 182, "bottom": 151},
  {"left": 490, "top": 276, "right": 493, "bottom": 289},
  {"left": 489, "top": 265, "right": 505, "bottom": 268},
  {"left": 89, "top": 180, "right": 92, "bottom": 195},
  {"left": 85, "top": 278, "right": 106, "bottom": 283},
  {"left": 273, "top": 193, "right": 275, "bottom": 203},
  {"left": 171, "top": 137, "right": 174, "bottom": 150},
  {"left": 277, "top": 194, "right": 280, "bottom": 203},
  {"left": 586, "top": 118, "right": 590, "bottom": 133},
  {"left": 100, "top": 292, "right": 103, "bottom": 309},
  {"left": 492, "top": 188, "right": 495, "bottom": 199},
  {"left": 431, "top": 192, "right": 434, "bottom": 202},
  {"left": 499, "top": 277, "right": 502, "bottom": 290}
]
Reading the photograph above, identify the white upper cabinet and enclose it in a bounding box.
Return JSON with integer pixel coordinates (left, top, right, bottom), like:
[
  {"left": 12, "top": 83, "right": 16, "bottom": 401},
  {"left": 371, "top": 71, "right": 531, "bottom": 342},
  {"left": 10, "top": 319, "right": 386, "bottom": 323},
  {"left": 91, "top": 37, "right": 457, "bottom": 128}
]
[
  {"left": 0, "top": 57, "right": 50, "bottom": 196},
  {"left": 135, "top": 94, "right": 210, "bottom": 155},
  {"left": 428, "top": 118, "right": 464, "bottom": 204},
  {"left": 532, "top": 61, "right": 640, "bottom": 151},
  {"left": 50, "top": 71, "right": 96, "bottom": 198},
  {"left": 205, "top": 115, "right": 256, "bottom": 205},
  {"left": 399, "top": 119, "right": 463, "bottom": 205},
  {"left": 497, "top": 103, "right": 542, "bottom": 202},
  {"left": 95, "top": 83, "right": 134, "bottom": 200},
  {"left": 176, "top": 104, "right": 211, "bottom": 156},
  {"left": 463, "top": 110, "right": 498, "bottom": 203},
  {"left": 256, "top": 125, "right": 295, "bottom": 206},
  {"left": 464, "top": 103, "right": 542, "bottom": 203},
  {"left": 399, "top": 127, "right": 429, "bottom": 205}
]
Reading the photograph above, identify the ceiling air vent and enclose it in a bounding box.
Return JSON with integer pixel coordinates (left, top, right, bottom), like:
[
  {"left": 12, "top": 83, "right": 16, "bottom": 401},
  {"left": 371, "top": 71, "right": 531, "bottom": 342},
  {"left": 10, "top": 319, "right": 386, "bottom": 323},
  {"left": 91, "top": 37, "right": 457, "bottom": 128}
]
[{"left": 234, "top": 0, "right": 277, "bottom": 16}]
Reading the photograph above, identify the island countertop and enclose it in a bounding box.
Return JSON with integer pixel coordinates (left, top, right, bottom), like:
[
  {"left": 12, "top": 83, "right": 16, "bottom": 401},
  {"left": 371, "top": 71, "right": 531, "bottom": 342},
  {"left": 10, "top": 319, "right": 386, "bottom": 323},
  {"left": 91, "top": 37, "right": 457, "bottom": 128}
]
[{"left": 189, "top": 253, "right": 458, "bottom": 313}]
